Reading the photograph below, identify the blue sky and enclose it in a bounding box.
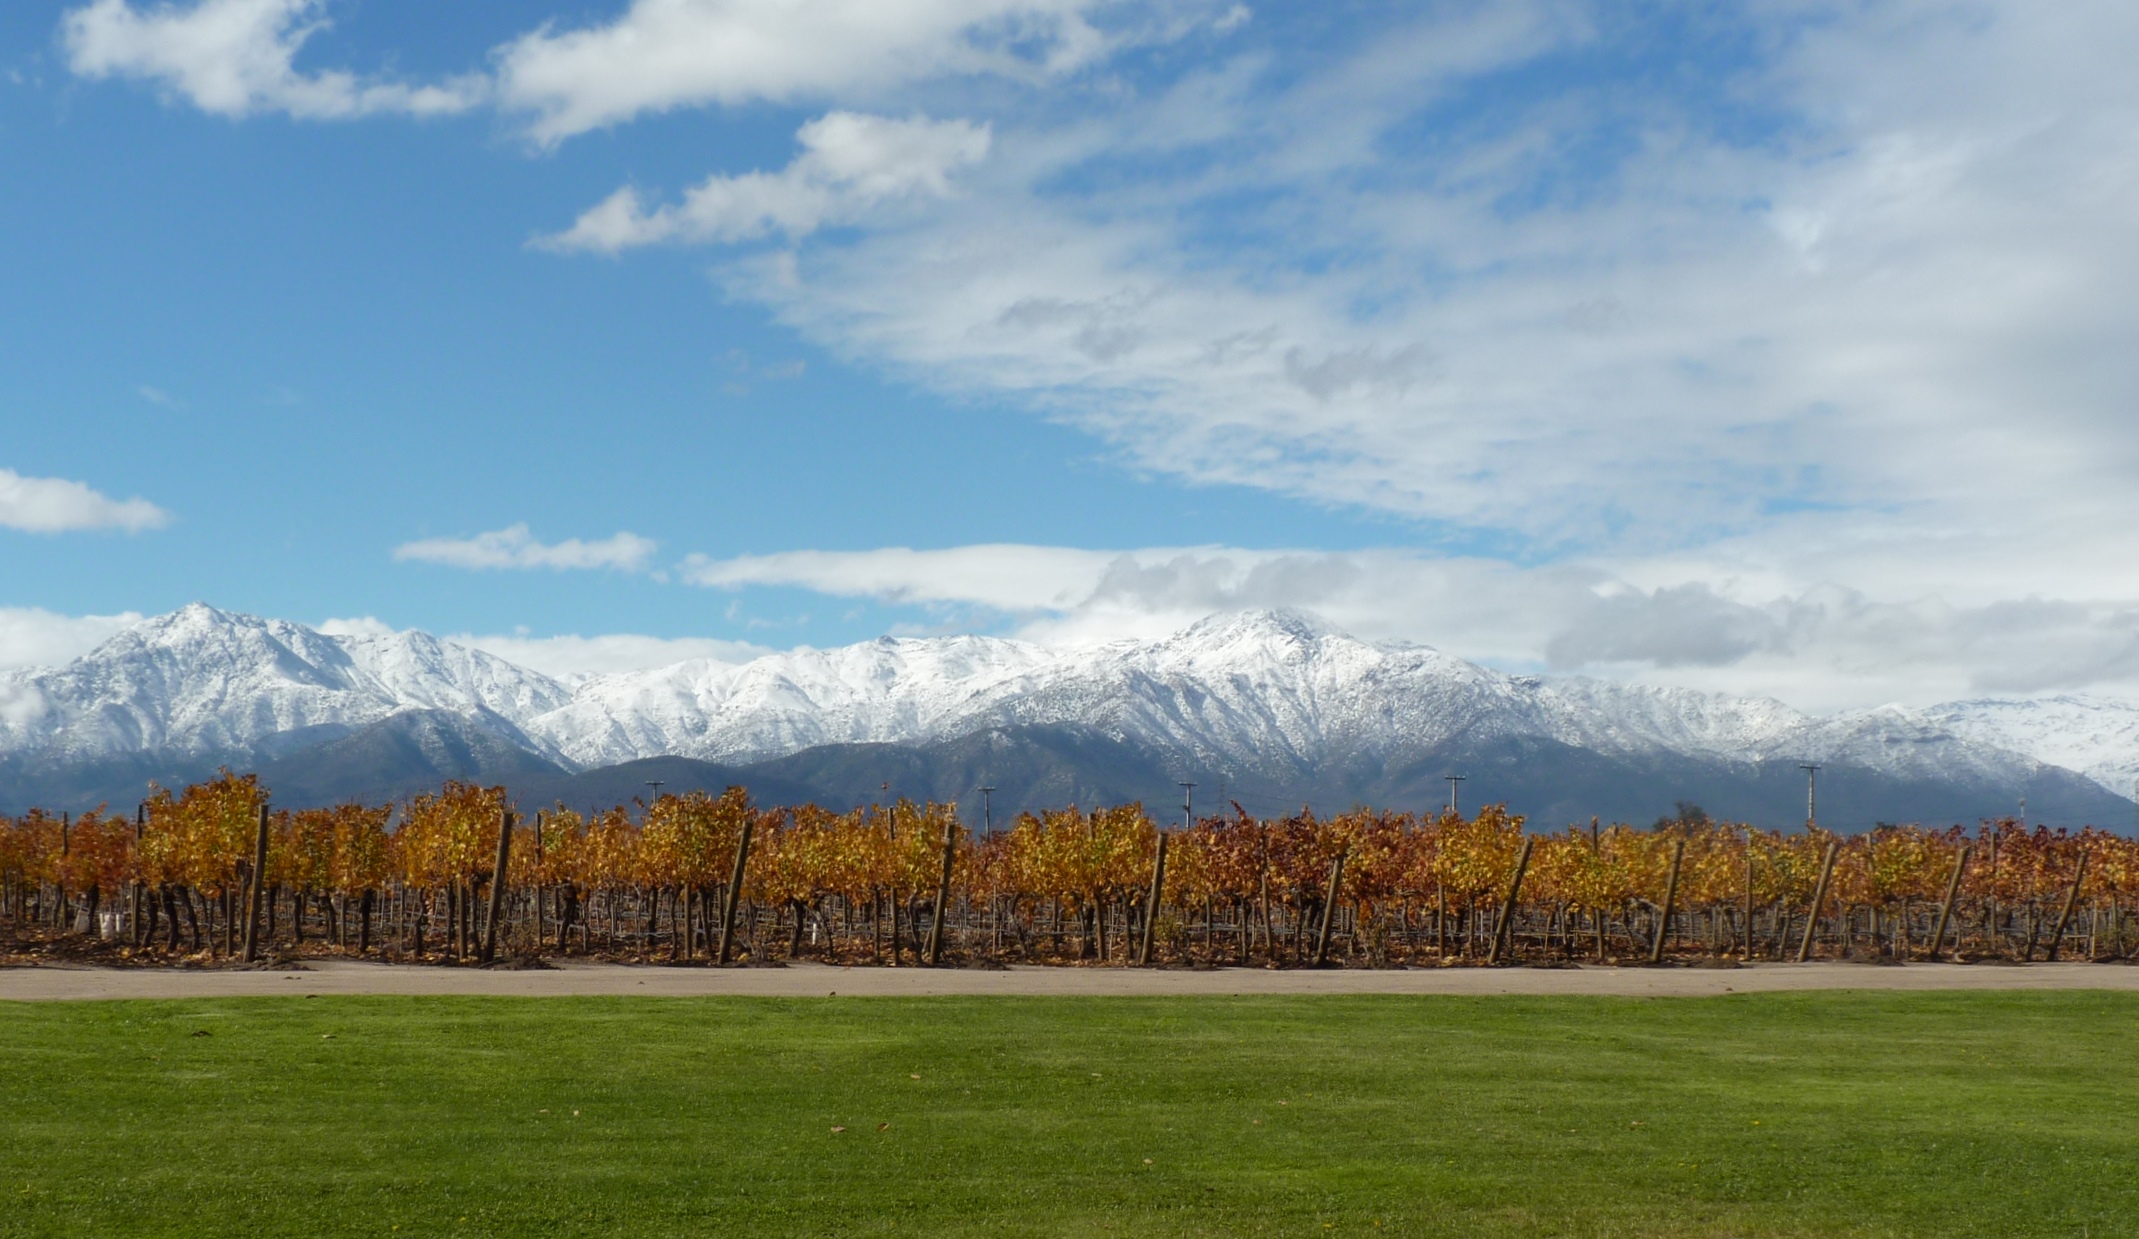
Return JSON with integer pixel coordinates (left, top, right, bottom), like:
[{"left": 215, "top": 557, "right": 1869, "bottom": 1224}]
[{"left": 4, "top": 1, "right": 2138, "bottom": 710}]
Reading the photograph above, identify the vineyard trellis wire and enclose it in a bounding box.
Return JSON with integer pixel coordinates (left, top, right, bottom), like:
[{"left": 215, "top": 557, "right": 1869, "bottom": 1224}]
[{"left": 4, "top": 771, "right": 2136, "bottom": 966}]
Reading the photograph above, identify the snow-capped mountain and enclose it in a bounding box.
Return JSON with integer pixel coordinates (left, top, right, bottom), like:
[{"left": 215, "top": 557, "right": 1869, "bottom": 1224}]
[
  {"left": 0, "top": 603, "right": 2126, "bottom": 818},
  {"left": 539, "top": 633, "right": 1053, "bottom": 767},
  {"left": 0, "top": 603, "right": 574, "bottom": 765},
  {"left": 550, "top": 609, "right": 2056, "bottom": 793},
  {"left": 1923, "top": 696, "right": 2139, "bottom": 804}
]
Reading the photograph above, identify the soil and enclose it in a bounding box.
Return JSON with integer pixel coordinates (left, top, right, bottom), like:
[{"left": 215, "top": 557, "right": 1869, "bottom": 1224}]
[{"left": 2, "top": 958, "right": 2135, "bottom": 1001}]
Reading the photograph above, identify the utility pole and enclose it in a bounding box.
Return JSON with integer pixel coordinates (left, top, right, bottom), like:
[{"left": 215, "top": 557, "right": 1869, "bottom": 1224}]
[
  {"left": 979, "top": 785, "right": 996, "bottom": 836},
  {"left": 1178, "top": 782, "right": 1196, "bottom": 832},
  {"left": 1444, "top": 774, "right": 1466, "bottom": 817},
  {"left": 1799, "top": 764, "right": 1820, "bottom": 828},
  {"left": 2018, "top": 795, "right": 2027, "bottom": 830},
  {"left": 644, "top": 781, "right": 665, "bottom": 805}
]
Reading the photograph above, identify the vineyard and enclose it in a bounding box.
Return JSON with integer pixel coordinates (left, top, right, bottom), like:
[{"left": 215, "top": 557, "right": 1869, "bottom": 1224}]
[{"left": 4, "top": 772, "right": 2135, "bottom": 968}]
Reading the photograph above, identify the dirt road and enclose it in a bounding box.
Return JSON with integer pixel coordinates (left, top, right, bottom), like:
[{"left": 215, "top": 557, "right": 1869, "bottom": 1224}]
[{"left": 3, "top": 959, "right": 2135, "bottom": 1001}]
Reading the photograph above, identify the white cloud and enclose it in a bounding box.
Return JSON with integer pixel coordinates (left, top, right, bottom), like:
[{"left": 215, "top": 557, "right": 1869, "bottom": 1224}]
[
  {"left": 320, "top": 615, "right": 769, "bottom": 677},
  {"left": 0, "top": 607, "right": 145, "bottom": 671},
  {"left": 0, "top": 469, "right": 170, "bottom": 533},
  {"left": 392, "top": 523, "right": 656, "bottom": 572},
  {"left": 540, "top": 112, "right": 991, "bottom": 253},
  {"left": 609, "top": 3, "right": 2139, "bottom": 688},
  {"left": 313, "top": 615, "right": 396, "bottom": 638},
  {"left": 62, "top": 0, "right": 484, "bottom": 120},
  {"left": 718, "top": 7, "right": 2105, "bottom": 545},
  {"left": 682, "top": 544, "right": 1123, "bottom": 612},
  {"left": 494, "top": 0, "right": 1116, "bottom": 145},
  {"left": 676, "top": 541, "right": 2139, "bottom": 711}
]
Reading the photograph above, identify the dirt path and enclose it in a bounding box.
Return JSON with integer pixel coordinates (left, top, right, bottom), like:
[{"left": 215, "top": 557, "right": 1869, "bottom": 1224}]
[{"left": 3, "top": 959, "right": 2136, "bottom": 1001}]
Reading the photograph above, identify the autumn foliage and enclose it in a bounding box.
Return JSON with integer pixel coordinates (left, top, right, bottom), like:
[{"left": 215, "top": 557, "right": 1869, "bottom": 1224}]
[{"left": 3, "top": 771, "right": 2134, "bottom": 966}]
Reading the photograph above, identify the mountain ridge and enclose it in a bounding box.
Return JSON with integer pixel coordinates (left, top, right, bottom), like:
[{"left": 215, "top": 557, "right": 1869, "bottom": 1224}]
[{"left": 0, "top": 603, "right": 2132, "bottom": 825}]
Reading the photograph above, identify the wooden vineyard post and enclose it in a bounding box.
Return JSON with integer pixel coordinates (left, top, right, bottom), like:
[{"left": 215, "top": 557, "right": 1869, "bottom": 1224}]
[
  {"left": 1742, "top": 829, "right": 1755, "bottom": 959},
  {"left": 1795, "top": 839, "right": 1841, "bottom": 963},
  {"left": 481, "top": 811, "right": 513, "bottom": 963},
  {"left": 717, "top": 818, "right": 755, "bottom": 965},
  {"left": 1648, "top": 838, "right": 1687, "bottom": 965},
  {"left": 1485, "top": 837, "right": 1535, "bottom": 965},
  {"left": 1929, "top": 845, "right": 1971, "bottom": 961},
  {"left": 1311, "top": 844, "right": 1348, "bottom": 968},
  {"left": 926, "top": 819, "right": 957, "bottom": 966},
  {"left": 241, "top": 802, "right": 271, "bottom": 963},
  {"left": 1135, "top": 829, "right": 1170, "bottom": 967},
  {"left": 131, "top": 802, "right": 146, "bottom": 947},
  {"left": 2045, "top": 851, "right": 2091, "bottom": 962}
]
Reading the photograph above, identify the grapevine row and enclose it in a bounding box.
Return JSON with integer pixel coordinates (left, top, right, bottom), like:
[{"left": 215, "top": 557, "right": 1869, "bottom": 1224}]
[{"left": 3, "top": 772, "right": 2133, "bottom": 966}]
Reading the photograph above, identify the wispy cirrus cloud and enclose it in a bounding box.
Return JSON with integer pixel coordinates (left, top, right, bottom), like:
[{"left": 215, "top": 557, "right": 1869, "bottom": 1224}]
[
  {"left": 392, "top": 523, "right": 656, "bottom": 573},
  {"left": 59, "top": 0, "right": 1168, "bottom": 139},
  {"left": 541, "top": 112, "right": 990, "bottom": 253},
  {"left": 491, "top": 0, "right": 1128, "bottom": 145},
  {"left": 62, "top": 0, "right": 484, "bottom": 120},
  {"left": 682, "top": 544, "right": 1121, "bottom": 612},
  {"left": 0, "top": 468, "right": 169, "bottom": 533}
]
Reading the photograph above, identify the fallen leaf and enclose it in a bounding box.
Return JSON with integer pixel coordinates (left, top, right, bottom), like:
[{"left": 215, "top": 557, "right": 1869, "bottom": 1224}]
[
  {"left": 320, "top": 1033, "right": 334, "bottom": 1040},
  {"left": 1142, "top": 1158, "right": 1153, "bottom": 1165},
  {"left": 831, "top": 1126, "right": 846, "bottom": 1133},
  {"left": 877, "top": 1122, "right": 890, "bottom": 1131},
  {"left": 910, "top": 1074, "right": 921, "bottom": 1080}
]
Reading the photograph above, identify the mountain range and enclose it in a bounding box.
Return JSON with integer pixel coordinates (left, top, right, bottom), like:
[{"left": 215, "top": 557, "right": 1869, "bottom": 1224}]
[{"left": 2, "top": 602, "right": 2134, "bottom": 829}]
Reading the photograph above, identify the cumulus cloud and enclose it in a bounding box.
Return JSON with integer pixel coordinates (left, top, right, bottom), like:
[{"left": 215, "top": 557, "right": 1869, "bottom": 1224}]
[
  {"left": 0, "top": 469, "right": 169, "bottom": 533},
  {"left": 493, "top": 0, "right": 1114, "bottom": 144},
  {"left": 541, "top": 112, "right": 990, "bottom": 253},
  {"left": 392, "top": 524, "right": 656, "bottom": 573},
  {"left": 62, "top": 0, "right": 484, "bottom": 120},
  {"left": 0, "top": 607, "right": 146, "bottom": 671}
]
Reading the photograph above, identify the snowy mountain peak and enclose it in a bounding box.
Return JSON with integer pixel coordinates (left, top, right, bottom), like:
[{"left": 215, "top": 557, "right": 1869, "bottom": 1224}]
[
  {"left": 0, "top": 605, "right": 569, "bottom": 765},
  {"left": 1172, "top": 607, "right": 1350, "bottom": 646}
]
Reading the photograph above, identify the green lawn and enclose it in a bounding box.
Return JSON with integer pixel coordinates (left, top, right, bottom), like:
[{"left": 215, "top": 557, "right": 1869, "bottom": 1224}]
[{"left": 1, "top": 991, "right": 2133, "bottom": 1237}]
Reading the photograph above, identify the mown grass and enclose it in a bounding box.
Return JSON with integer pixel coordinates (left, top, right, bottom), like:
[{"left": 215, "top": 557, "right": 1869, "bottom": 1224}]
[{"left": 1, "top": 991, "right": 2133, "bottom": 1237}]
